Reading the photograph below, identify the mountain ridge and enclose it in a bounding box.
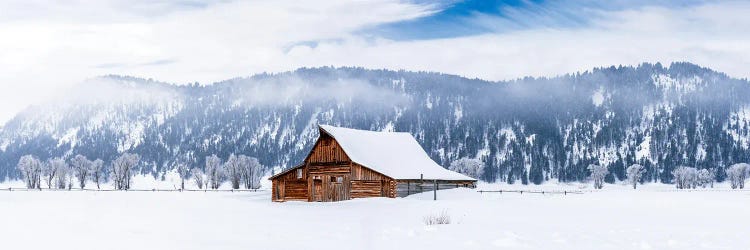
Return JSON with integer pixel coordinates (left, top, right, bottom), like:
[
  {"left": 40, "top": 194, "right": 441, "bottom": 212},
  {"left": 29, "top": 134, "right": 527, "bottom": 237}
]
[{"left": 1, "top": 62, "right": 749, "bottom": 185}]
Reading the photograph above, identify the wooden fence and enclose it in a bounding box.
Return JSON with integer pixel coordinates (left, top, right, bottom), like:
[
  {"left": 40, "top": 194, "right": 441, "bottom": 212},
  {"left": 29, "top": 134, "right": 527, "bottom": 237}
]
[
  {"left": 0, "top": 187, "right": 268, "bottom": 192},
  {"left": 477, "top": 190, "right": 584, "bottom": 195}
]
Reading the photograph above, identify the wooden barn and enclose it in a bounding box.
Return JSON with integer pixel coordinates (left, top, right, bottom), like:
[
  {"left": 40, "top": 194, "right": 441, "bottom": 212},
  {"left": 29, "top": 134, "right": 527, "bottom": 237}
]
[{"left": 270, "top": 125, "right": 477, "bottom": 202}]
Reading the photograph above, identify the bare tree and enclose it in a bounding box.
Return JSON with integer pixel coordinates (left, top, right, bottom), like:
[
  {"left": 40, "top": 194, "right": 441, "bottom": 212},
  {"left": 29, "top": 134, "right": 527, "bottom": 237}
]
[
  {"left": 17, "top": 155, "right": 42, "bottom": 189},
  {"left": 55, "top": 163, "right": 70, "bottom": 189},
  {"left": 45, "top": 157, "right": 68, "bottom": 188},
  {"left": 42, "top": 158, "right": 64, "bottom": 189},
  {"left": 89, "top": 159, "right": 105, "bottom": 189},
  {"left": 111, "top": 153, "right": 140, "bottom": 190},
  {"left": 240, "top": 155, "right": 263, "bottom": 189},
  {"left": 626, "top": 164, "right": 645, "bottom": 189},
  {"left": 191, "top": 168, "right": 205, "bottom": 189},
  {"left": 672, "top": 166, "right": 698, "bottom": 189},
  {"left": 225, "top": 154, "right": 243, "bottom": 189},
  {"left": 727, "top": 163, "right": 749, "bottom": 189},
  {"left": 588, "top": 164, "right": 608, "bottom": 189},
  {"left": 448, "top": 157, "right": 485, "bottom": 179},
  {"left": 697, "top": 169, "right": 715, "bottom": 188},
  {"left": 205, "top": 154, "right": 223, "bottom": 189},
  {"left": 70, "top": 155, "right": 92, "bottom": 189},
  {"left": 175, "top": 162, "right": 190, "bottom": 190}
]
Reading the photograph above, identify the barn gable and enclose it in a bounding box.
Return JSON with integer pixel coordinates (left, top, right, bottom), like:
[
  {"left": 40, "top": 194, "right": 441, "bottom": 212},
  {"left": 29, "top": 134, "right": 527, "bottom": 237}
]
[{"left": 318, "top": 125, "right": 476, "bottom": 181}]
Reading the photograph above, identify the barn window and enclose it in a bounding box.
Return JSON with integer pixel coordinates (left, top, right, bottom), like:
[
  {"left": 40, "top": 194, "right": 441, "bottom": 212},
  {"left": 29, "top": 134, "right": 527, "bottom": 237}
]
[
  {"left": 296, "top": 169, "right": 303, "bottom": 179},
  {"left": 336, "top": 176, "right": 343, "bottom": 183},
  {"left": 330, "top": 176, "right": 336, "bottom": 182}
]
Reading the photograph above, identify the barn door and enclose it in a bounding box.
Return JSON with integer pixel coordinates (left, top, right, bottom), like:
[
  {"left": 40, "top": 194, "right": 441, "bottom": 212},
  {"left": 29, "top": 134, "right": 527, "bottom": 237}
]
[
  {"left": 327, "top": 175, "right": 346, "bottom": 202},
  {"left": 313, "top": 179, "right": 323, "bottom": 202}
]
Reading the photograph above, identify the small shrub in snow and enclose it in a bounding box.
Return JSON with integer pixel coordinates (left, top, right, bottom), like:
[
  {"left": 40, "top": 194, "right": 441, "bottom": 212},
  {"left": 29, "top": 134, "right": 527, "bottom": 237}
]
[
  {"left": 727, "top": 163, "right": 749, "bottom": 189},
  {"left": 449, "top": 157, "right": 485, "bottom": 179},
  {"left": 588, "top": 164, "right": 608, "bottom": 189},
  {"left": 423, "top": 211, "right": 451, "bottom": 225},
  {"left": 626, "top": 164, "right": 645, "bottom": 189}
]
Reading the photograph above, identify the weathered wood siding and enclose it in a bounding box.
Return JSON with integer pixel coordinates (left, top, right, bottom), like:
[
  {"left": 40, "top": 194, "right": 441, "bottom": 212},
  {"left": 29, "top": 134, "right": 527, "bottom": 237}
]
[
  {"left": 271, "top": 165, "right": 306, "bottom": 201},
  {"left": 350, "top": 163, "right": 395, "bottom": 198},
  {"left": 306, "top": 133, "right": 350, "bottom": 164}
]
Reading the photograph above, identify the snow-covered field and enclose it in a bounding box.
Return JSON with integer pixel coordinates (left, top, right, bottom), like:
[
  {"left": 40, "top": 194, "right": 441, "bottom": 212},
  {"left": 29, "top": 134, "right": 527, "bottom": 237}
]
[{"left": 1, "top": 183, "right": 748, "bottom": 250}]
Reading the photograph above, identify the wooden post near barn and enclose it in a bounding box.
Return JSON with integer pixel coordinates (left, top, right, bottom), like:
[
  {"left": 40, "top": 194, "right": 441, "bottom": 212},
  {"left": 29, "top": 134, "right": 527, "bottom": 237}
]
[{"left": 433, "top": 179, "right": 437, "bottom": 201}]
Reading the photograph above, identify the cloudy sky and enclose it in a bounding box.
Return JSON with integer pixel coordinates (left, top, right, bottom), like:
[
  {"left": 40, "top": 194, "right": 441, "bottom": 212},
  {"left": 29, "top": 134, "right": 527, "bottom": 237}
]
[{"left": 0, "top": 0, "right": 749, "bottom": 124}]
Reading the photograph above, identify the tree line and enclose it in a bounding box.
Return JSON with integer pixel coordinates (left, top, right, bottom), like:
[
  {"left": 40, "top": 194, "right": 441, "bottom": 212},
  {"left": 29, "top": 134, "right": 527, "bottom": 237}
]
[
  {"left": 16, "top": 153, "right": 265, "bottom": 190},
  {"left": 449, "top": 157, "right": 750, "bottom": 190}
]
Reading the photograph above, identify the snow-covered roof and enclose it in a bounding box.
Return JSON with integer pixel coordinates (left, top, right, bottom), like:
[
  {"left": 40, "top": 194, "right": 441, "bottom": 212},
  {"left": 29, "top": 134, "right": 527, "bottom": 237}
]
[{"left": 319, "top": 125, "right": 476, "bottom": 181}]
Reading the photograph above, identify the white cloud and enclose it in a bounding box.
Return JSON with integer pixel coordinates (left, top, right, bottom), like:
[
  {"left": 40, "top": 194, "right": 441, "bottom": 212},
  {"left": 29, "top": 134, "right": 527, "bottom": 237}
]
[{"left": 0, "top": 0, "right": 748, "bottom": 124}]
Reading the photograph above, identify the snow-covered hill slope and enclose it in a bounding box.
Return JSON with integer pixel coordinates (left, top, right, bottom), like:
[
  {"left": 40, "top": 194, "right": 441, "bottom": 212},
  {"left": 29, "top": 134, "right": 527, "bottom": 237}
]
[{"left": 1, "top": 63, "right": 749, "bottom": 184}]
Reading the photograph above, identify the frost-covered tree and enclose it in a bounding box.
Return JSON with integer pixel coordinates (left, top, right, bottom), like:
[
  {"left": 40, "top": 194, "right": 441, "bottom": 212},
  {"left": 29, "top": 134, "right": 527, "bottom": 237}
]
[
  {"left": 448, "top": 158, "right": 485, "bottom": 179},
  {"left": 45, "top": 157, "right": 68, "bottom": 188},
  {"left": 70, "top": 155, "right": 92, "bottom": 189},
  {"left": 588, "top": 164, "right": 608, "bottom": 189},
  {"left": 697, "top": 169, "right": 715, "bottom": 188},
  {"left": 55, "top": 163, "right": 70, "bottom": 189},
  {"left": 672, "top": 166, "right": 698, "bottom": 189},
  {"left": 191, "top": 168, "right": 205, "bottom": 189},
  {"left": 240, "top": 155, "right": 263, "bottom": 189},
  {"left": 43, "top": 158, "right": 64, "bottom": 189},
  {"left": 17, "top": 155, "right": 42, "bottom": 189},
  {"left": 111, "top": 153, "right": 140, "bottom": 190},
  {"left": 626, "top": 164, "right": 645, "bottom": 189},
  {"left": 175, "top": 162, "right": 190, "bottom": 190},
  {"left": 727, "top": 163, "right": 749, "bottom": 189},
  {"left": 224, "top": 154, "right": 242, "bottom": 189},
  {"left": 205, "top": 154, "right": 223, "bottom": 189},
  {"left": 89, "top": 159, "right": 105, "bottom": 189}
]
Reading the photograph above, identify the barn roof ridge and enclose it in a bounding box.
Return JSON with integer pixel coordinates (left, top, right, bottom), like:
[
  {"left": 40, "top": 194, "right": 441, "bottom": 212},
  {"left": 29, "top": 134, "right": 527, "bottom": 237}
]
[{"left": 318, "top": 124, "right": 476, "bottom": 181}]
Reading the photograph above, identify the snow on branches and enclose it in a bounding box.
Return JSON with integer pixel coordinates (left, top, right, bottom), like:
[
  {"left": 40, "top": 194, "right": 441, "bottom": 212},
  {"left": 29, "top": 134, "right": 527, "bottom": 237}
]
[
  {"left": 588, "top": 164, "right": 608, "bottom": 189},
  {"left": 449, "top": 158, "right": 485, "bottom": 179},
  {"left": 17, "top": 155, "right": 42, "bottom": 189},
  {"left": 626, "top": 164, "right": 645, "bottom": 189},
  {"left": 727, "top": 163, "right": 749, "bottom": 189}
]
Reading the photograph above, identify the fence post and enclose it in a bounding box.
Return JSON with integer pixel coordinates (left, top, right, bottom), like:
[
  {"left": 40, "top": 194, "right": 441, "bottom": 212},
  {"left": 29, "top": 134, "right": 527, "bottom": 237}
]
[{"left": 433, "top": 179, "right": 437, "bottom": 201}]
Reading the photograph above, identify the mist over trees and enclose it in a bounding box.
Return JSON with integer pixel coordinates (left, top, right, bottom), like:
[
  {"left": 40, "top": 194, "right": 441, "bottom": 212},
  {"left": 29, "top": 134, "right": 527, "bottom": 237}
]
[{"left": 1, "top": 63, "right": 750, "bottom": 187}]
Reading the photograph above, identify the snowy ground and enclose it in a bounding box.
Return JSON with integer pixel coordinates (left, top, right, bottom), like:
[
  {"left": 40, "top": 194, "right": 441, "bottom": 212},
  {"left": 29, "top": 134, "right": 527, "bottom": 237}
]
[{"left": 1, "top": 182, "right": 748, "bottom": 250}]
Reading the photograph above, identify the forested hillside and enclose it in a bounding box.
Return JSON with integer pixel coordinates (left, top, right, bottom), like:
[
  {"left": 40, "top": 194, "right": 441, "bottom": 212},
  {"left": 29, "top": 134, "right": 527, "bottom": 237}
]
[{"left": 1, "top": 62, "right": 749, "bottom": 184}]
